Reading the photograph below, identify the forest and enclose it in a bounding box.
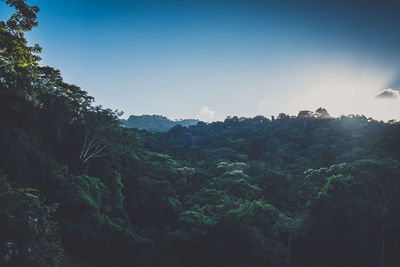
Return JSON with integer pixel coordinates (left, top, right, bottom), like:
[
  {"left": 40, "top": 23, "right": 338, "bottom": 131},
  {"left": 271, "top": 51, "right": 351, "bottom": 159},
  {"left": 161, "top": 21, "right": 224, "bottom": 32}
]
[
  {"left": 121, "top": 115, "right": 198, "bottom": 132},
  {"left": 1, "top": 1, "right": 400, "bottom": 267}
]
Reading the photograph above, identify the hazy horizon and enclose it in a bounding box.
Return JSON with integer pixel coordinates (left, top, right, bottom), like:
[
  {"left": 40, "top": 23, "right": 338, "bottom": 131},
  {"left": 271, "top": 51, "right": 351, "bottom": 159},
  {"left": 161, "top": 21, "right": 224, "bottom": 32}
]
[{"left": 2, "top": 0, "right": 399, "bottom": 122}]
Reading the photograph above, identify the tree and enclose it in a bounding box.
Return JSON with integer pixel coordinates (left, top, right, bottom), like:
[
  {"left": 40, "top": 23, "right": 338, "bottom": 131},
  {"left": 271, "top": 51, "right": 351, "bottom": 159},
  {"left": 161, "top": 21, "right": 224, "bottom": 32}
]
[
  {"left": 297, "top": 110, "right": 313, "bottom": 118},
  {"left": 79, "top": 107, "right": 121, "bottom": 164},
  {"left": 0, "top": 0, "right": 41, "bottom": 109},
  {"left": 1, "top": 0, "right": 39, "bottom": 32},
  {"left": 302, "top": 159, "right": 400, "bottom": 267},
  {"left": 315, "top": 107, "right": 330, "bottom": 119},
  {"left": 0, "top": 174, "right": 63, "bottom": 266}
]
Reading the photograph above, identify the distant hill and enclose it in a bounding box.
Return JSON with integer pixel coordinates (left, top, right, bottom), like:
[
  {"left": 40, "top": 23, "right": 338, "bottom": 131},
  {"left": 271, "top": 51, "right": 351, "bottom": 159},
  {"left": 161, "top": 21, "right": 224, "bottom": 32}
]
[{"left": 121, "top": 115, "right": 199, "bottom": 132}]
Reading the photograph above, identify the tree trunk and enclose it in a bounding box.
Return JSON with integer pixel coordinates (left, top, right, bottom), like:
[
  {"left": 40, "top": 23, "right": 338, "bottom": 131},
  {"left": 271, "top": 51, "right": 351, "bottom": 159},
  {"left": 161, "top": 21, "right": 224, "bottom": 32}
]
[
  {"left": 380, "top": 226, "right": 385, "bottom": 267},
  {"left": 287, "top": 230, "right": 293, "bottom": 266},
  {"left": 380, "top": 199, "right": 388, "bottom": 267}
]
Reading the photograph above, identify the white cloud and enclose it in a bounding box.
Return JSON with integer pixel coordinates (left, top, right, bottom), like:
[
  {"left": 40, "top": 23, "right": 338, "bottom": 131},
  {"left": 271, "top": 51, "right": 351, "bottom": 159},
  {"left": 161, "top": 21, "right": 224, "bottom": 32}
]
[
  {"left": 198, "top": 106, "right": 215, "bottom": 121},
  {"left": 375, "top": 88, "right": 400, "bottom": 99}
]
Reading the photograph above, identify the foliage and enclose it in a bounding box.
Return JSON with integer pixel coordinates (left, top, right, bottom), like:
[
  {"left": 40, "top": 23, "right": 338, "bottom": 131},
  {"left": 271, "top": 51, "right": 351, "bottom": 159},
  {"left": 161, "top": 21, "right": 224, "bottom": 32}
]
[
  {"left": 1, "top": 1, "right": 400, "bottom": 266},
  {"left": 0, "top": 174, "right": 63, "bottom": 266}
]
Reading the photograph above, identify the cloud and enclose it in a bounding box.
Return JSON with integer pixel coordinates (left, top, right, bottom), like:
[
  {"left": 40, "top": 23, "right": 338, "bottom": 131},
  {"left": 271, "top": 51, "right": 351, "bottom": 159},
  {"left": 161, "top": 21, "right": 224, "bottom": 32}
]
[
  {"left": 375, "top": 88, "right": 400, "bottom": 99},
  {"left": 199, "top": 106, "right": 215, "bottom": 121}
]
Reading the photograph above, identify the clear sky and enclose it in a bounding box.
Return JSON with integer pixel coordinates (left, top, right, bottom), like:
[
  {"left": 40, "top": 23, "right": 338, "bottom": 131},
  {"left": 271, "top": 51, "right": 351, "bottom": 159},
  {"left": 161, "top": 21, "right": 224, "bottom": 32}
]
[{"left": 2, "top": 0, "right": 400, "bottom": 121}]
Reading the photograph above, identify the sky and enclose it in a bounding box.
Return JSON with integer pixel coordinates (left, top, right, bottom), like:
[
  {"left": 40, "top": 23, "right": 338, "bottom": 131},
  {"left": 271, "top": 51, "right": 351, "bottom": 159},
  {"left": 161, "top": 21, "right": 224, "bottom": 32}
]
[{"left": 2, "top": 0, "right": 400, "bottom": 121}]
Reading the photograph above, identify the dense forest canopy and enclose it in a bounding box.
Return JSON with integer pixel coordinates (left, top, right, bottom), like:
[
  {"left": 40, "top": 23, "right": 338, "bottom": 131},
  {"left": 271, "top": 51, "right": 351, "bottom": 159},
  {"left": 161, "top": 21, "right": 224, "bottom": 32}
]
[{"left": 1, "top": 1, "right": 400, "bottom": 267}]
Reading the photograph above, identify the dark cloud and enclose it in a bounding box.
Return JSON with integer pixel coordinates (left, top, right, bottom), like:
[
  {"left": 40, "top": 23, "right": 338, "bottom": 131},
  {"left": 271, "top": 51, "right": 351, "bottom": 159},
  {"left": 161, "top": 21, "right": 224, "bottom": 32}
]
[{"left": 375, "top": 89, "right": 399, "bottom": 99}]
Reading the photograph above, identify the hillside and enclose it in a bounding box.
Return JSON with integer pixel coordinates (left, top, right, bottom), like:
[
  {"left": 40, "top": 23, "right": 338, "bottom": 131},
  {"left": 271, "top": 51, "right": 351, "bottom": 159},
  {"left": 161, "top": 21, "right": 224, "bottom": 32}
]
[{"left": 121, "top": 115, "right": 199, "bottom": 132}]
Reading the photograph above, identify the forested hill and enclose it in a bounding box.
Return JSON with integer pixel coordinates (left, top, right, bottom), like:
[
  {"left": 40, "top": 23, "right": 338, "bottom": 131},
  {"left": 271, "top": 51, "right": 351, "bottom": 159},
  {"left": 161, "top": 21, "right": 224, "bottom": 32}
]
[
  {"left": 2, "top": 1, "right": 400, "bottom": 267},
  {"left": 121, "top": 114, "right": 199, "bottom": 132}
]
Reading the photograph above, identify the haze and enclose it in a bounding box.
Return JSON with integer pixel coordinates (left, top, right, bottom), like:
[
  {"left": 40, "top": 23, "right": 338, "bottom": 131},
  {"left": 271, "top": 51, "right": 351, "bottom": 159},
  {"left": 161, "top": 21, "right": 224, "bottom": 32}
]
[{"left": 3, "top": 0, "right": 399, "bottom": 121}]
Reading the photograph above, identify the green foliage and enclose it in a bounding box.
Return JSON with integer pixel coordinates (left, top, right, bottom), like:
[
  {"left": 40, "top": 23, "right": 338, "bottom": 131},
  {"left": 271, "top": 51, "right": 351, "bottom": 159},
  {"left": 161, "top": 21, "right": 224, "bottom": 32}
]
[
  {"left": 299, "top": 159, "right": 400, "bottom": 267},
  {"left": 0, "top": 174, "right": 63, "bottom": 266},
  {"left": 2, "top": 1, "right": 400, "bottom": 266}
]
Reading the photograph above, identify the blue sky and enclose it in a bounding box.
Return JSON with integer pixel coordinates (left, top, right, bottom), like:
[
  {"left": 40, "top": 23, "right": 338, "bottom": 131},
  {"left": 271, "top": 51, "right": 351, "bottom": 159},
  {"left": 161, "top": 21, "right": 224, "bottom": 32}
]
[{"left": 2, "top": 0, "right": 400, "bottom": 121}]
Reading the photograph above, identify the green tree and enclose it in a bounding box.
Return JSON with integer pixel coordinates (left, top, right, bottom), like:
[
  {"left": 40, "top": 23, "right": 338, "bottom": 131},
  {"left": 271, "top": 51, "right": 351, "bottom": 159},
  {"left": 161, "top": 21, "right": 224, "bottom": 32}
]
[
  {"left": 0, "top": 174, "right": 63, "bottom": 266},
  {"left": 302, "top": 159, "right": 400, "bottom": 267}
]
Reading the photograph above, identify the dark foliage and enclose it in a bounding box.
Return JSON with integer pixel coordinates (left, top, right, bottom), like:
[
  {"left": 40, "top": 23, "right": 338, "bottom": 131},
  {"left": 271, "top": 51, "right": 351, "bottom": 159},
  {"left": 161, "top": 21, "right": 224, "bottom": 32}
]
[{"left": 1, "top": 1, "right": 400, "bottom": 266}]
